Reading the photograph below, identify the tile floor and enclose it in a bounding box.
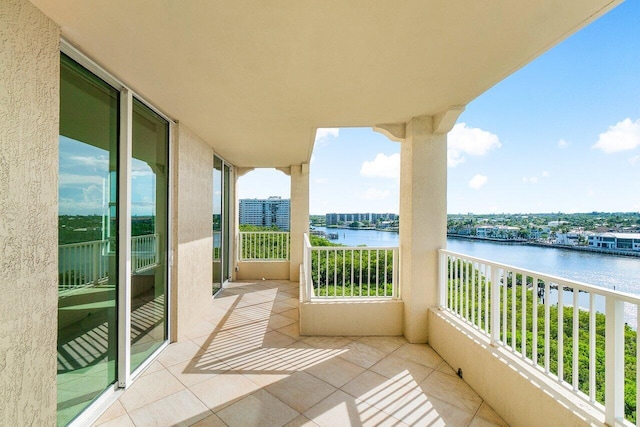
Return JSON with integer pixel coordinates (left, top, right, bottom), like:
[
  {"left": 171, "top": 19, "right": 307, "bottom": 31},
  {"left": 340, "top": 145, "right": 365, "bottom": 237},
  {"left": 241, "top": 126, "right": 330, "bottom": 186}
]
[{"left": 93, "top": 280, "right": 508, "bottom": 427}]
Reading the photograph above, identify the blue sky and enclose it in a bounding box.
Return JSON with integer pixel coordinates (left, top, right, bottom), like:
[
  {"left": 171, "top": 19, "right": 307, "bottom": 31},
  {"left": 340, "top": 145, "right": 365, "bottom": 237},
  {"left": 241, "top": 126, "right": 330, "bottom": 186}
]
[
  {"left": 59, "top": 136, "right": 157, "bottom": 216},
  {"left": 243, "top": 1, "right": 640, "bottom": 215}
]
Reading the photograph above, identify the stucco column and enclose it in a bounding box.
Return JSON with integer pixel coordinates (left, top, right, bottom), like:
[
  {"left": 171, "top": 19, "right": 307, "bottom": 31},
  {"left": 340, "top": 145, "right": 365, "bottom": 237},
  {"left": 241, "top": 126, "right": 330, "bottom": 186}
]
[
  {"left": 0, "top": 1, "right": 59, "bottom": 424},
  {"left": 289, "top": 163, "right": 310, "bottom": 282},
  {"left": 376, "top": 107, "right": 463, "bottom": 344}
]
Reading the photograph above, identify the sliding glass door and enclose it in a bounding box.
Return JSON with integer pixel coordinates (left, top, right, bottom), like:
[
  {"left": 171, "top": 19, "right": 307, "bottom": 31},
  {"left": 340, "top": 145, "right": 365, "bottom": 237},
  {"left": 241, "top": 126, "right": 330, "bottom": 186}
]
[
  {"left": 58, "top": 53, "right": 170, "bottom": 425},
  {"left": 212, "top": 156, "right": 232, "bottom": 294},
  {"left": 213, "top": 157, "right": 223, "bottom": 294},
  {"left": 223, "top": 164, "right": 232, "bottom": 282},
  {"left": 130, "top": 99, "right": 169, "bottom": 372},
  {"left": 58, "top": 54, "right": 119, "bottom": 426}
]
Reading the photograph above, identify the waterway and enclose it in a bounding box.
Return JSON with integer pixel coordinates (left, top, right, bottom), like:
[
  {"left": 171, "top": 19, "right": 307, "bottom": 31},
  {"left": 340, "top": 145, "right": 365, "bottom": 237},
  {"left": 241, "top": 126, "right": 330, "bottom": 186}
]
[{"left": 313, "top": 226, "right": 640, "bottom": 315}]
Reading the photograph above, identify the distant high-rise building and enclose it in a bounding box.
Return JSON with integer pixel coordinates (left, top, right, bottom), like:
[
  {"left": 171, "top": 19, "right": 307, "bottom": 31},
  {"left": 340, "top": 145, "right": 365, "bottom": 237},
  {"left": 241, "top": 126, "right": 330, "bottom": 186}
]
[
  {"left": 325, "top": 212, "right": 398, "bottom": 225},
  {"left": 239, "top": 196, "right": 290, "bottom": 231}
]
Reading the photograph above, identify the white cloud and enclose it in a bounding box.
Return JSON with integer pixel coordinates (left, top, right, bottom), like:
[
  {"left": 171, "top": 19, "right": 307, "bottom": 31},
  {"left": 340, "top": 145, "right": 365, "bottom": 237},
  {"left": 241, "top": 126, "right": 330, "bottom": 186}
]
[
  {"left": 522, "top": 176, "right": 539, "bottom": 184},
  {"left": 448, "top": 123, "right": 501, "bottom": 167},
  {"left": 468, "top": 174, "right": 488, "bottom": 190},
  {"left": 361, "top": 187, "right": 390, "bottom": 200},
  {"left": 315, "top": 128, "right": 340, "bottom": 144},
  {"left": 558, "top": 139, "right": 570, "bottom": 149},
  {"left": 592, "top": 118, "right": 640, "bottom": 153},
  {"left": 69, "top": 155, "right": 109, "bottom": 169},
  {"left": 542, "top": 171, "right": 550, "bottom": 177},
  {"left": 360, "top": 153, "right": 400, "bottom": 179},
  {"left": 315, "top": 178, "right": 329, "bottom": 184},
  {"left": 629, "top": 155, "right": 640, "bottom": 166},
  {"left": 59, "top": 173, "right": 104, "bottom": 187}
]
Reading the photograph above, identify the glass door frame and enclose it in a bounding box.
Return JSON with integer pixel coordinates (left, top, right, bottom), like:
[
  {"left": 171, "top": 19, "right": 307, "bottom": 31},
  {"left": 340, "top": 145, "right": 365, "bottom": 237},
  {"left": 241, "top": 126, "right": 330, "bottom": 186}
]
[
  {"left": 213, "top": 154, "right": 234, "bottom": 296},
  {"left": 61, "top": 39, "right": 175, "bottom": 427}
]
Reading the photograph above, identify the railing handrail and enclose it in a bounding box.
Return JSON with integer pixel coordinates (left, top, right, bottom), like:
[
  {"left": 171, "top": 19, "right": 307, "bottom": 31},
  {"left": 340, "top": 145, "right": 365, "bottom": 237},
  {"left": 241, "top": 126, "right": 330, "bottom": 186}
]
[
  {"left": 239, "top": 231, "right": 289, "bottom": 235},
  {"left": 440, "top": 249, "right": 640, "bottom": 305},
  {"left": 59, "top": 239, "right": 109, "bottom": 249},
  {"left": 59, "top": 233, "right": 157, "bottom": 249},
  {"left": 311, "top": 245, "right": 398, "bottom": 251}
]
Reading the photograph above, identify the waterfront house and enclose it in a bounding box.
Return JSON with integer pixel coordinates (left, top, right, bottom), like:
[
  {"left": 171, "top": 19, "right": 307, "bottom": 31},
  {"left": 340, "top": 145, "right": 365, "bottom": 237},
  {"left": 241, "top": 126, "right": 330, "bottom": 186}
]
[
  {"left": 589, "top": 232, "right": 640, "bottom": 251},
  {"left": 1, "top": 1, "right": 632, "bottom": 426}
]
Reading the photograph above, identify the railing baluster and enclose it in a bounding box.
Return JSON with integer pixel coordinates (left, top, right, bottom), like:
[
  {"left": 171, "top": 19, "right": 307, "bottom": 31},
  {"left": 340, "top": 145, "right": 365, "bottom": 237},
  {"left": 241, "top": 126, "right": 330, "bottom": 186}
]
[
  {"left": 367, "top": 250, "right": 371, "bottom": 295},
  {"left": 532, "top": 275, "right": 538, "bottom": 367},
  {"left": 605, "top": 297, "right": 624, "bottom": 425},
  {"left": 522, "top": 274, "right": 527, "bottom": 359},
  {"left": 465, "top": 261, "right": 470, "bottom": 320},
  {"left": 545, "top": 280, "right": 551, "bottom": 374},
  {"left": 484, "top": 263, "right": 489, "bottom": 333},
  {"left": 454, "top": 257, "right": 458, "bottom": 315},
  {"left": 376, "top": 249, "right": 379, "bottom": 297},
  {"left": 558, "top": 283, "right": 564, "bottom": 381},
  {"left": 471, "top": 262, "right": 476, "bottom": 327},
  {"left": 383, "top": 249, "right": 387, "bottom": 297},
  {"left": 589, "top": 293, "right": 596, "bottom": 403},
  {"left": 573, "top": 288, "right": 579, "bottom": 391},
  {"left": 351, "top": 250, "right": 354, "bottom": 297},
  {"left": 502, "top": 268, "right": 507, "bottom": 343},
  {"left": 512, "top": 271, "right": 516, "bottom": 350},
  {"left": 359, "top": 250, "right": 363, "bottom": 296},
  {"left": 491, "top": 266, "right": 500, "bottom": 345},
  {"left": 342, "top": 249, "right": 346, "bottom": 297},
  {"left": 333, "top": 249, "right": 337, "bottom": 295},
  {"left": 325, "top": 250, "right": 329, "bottom": 297},
  {"left": 448, "top": 256, "right": 453, "bottom": 309}
]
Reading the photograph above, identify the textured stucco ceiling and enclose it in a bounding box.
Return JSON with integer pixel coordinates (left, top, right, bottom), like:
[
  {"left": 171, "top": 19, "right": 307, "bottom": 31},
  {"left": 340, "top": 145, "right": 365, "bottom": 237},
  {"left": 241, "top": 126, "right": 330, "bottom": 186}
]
[{"left": 31, "top": 0, "right": 620, "bottom": 167}]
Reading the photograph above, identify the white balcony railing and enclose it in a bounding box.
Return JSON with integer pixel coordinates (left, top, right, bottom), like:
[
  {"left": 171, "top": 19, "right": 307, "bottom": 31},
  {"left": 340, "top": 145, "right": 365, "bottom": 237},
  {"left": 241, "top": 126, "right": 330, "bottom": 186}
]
[
  {"left": 58, "top": 239, "right": 110, "bottom": 292},
  {"left": 303, "top": 233, "right": 398, "bottom": 300},
  {"left": 238, "top": 231, "right": 290, "bottom": 261},
  {"left": 439, "top": 249, "right": 640, "bottom": 426},
  {"left": 59, "top": 234, "right": 159, "bottom": 293}
]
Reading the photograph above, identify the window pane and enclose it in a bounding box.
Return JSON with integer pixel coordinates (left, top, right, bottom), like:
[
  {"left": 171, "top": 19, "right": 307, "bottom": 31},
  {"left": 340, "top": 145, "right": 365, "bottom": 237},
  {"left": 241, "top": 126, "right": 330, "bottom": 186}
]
[
  {"left": 57, "top": 54, "right": 118, "bottom": 426},
  {"left": 130, "top": 98, "right": 169, "bottom": 373}
]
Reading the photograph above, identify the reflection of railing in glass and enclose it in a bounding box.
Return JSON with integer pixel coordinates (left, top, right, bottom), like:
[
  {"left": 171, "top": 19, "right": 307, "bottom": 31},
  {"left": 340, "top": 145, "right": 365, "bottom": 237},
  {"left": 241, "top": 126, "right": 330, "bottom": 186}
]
[
  {"left": 213, "top": 231, "right": 221, "bottom": 260},
  {"left": 58, "top": 234, "right": 158, "bottom": 293}
]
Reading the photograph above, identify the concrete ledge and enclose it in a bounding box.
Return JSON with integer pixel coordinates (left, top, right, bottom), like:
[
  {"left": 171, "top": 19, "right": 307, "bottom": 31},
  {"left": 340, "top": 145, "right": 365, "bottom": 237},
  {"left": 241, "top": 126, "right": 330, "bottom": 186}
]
[
  {"left": 236, "top": 261, "right": 290, "bottom": 280},
  {"left": 428, "top": 309, "right": 605, "bottom": 427},
  {"left": 300, "top": 299, "right": 403, "bottom": 336}
]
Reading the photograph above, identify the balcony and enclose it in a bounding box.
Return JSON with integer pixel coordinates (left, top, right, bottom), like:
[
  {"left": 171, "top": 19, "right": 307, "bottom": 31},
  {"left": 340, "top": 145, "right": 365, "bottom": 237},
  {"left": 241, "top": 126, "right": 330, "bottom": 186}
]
[
  {"left": 4, "top": 1, "right": 628, "bottom": 425},
  {"left": 92, "top": 279, "right": 506, "bottom": 426}
]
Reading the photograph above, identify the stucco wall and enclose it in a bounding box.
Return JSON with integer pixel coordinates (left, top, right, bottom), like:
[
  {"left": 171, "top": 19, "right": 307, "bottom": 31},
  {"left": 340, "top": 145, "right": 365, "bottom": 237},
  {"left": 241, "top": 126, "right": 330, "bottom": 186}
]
[
  {"left": 236, "top": 261, "right": 290, "bottom": 281},
  {"left": 0, "top": 0, "right": 59, "bottom": 425},
  {"left": 173, "top": 123, "right": 213, "bottom": 339},
  {"left": 300, "top": 300, "right": 404, "bottom": 336}
]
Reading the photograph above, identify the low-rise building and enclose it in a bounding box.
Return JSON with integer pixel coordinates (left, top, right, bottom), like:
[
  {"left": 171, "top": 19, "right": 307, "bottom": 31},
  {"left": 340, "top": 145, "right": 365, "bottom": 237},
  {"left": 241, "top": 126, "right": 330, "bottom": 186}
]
[
  {"left": 475, "top": 225, "right": 520, "bottom": 239},
  {"left": 588, "top": 232, "right": 640, "bottom": 251}
]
